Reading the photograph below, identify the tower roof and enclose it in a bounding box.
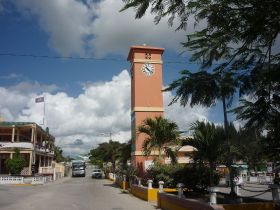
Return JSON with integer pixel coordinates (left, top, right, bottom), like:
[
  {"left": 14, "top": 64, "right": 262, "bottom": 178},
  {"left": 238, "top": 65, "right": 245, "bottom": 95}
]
[{"left": 127, "top": 45, "right": 164, "bottom": 61}]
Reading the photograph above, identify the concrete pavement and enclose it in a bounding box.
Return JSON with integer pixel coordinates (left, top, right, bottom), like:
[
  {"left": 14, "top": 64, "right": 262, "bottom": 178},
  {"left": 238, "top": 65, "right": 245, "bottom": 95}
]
[
  {"left": 216, "top": 182, "right": 279, "bottom": 201},
  {"left": 0, "top": 176, "right": 157, "bottom": 210}
]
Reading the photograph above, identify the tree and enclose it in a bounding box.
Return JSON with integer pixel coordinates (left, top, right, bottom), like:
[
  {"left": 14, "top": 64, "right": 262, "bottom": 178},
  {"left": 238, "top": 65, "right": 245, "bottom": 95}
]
[
  {"left": 121, "top": 0, "right": 280, "bottom": 134},
  {"left": 233, "top": 67, "right": 280, "bottom": 132},
  {"left": 5, "top": 148, "right": 27, "bottom": 175},
  {"left": 164, "top": 69, "right": 238, "bottom": 194},
  {"left": 54, "top": 146, "right": 65, "bottom": 162},
  {"left": 119, "top": 140, "right": 132, "bottom": 167},
  {"left": 235, "top": 128, "right": 264, "bottom": 171},
  {"left": 182, "top": 121, "right": 224, "bottom": 187},
  {"left": 138, "top": 116, "right": 180, "bottom": 163},
  {"left": 89, "top": 140, "right": 127, "bottom": 173},
  {"left": 260, "top": 117, "right": 280, "bottom": 167},
  {"left": 121, "top": 0, "right": 280, "bottom": 196},
  {"left": 165, "top": 70, "right": 237, "bottom": 134}
]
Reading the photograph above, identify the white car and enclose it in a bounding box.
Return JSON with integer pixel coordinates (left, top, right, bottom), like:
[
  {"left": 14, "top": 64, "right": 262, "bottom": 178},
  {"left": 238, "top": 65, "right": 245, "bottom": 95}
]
[{"left": 92, "top": 169, "right": 103, "bottom": 179}]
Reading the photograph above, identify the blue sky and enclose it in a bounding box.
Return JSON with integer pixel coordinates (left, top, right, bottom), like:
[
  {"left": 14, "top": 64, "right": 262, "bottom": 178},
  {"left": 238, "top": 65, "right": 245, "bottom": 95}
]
[{"left": 0, "top": 0, "right": 227, "bottom": 155}]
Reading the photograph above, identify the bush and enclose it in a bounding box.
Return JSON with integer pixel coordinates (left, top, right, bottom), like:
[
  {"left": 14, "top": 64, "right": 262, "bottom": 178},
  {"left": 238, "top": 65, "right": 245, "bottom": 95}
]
[
  {"left": 146, "top": 163, "right": 183, "bottom": 188},
  {"left": 5, "top": 148, "right": 27, "bottom": 176},
  {"left": 146, "top": 163, "right": 220, "bottom": 192},
  {"left": 174, "top": 165, "right": 220, "bottom": 192},
  {"left": 118, "top": 166, "right": 138, "bottom": 183}
]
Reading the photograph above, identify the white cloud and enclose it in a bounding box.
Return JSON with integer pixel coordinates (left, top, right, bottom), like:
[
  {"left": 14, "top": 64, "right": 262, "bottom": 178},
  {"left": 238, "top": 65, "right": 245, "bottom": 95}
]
[
  {"left": 14, "top": 0, "right": 93, "bottom": 56},
  {"left": 0, "top": 70, "right": 209, "bottom": 155},
  {"left": 164, "top": 91, "right": 209, "bottom": 131},
  {"left": 8, "top": 81, "right": 58, "bottom": 95},
  {"left": 9, "top": 0, "right": 188, "bottom": 57},
  {"left": 90, "top": 0, "right": 186, "bottom": 57}
]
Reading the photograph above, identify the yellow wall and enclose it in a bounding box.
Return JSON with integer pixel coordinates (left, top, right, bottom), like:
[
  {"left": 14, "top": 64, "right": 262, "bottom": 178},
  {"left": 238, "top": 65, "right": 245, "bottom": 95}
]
[
  {"left": 131, "top": 185, "right": 148, "bottom": 201},
  {"left": 122, "top": 181, "right": 129, "bottom": 190},
  {"left": 148, "top": 188, "right": 158, "bottom": 202},
  {"left": 130, "top": 185, "right": 175, "bottom": 203},
  {"left": 114, "top": 178, "right": 129, "bottom": 190}
]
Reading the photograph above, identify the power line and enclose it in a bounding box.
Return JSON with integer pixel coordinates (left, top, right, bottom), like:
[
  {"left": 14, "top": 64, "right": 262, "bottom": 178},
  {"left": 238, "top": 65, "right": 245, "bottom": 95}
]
[
  {"left": 0, "top": 52, "right": 201, "bottom": 65},
  {"left": 0, "top": 53, "right": 124, "bottom": 62}
]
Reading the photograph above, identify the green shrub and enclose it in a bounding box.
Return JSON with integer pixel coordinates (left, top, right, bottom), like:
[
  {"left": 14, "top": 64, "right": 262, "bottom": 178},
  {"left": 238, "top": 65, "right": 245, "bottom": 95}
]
[
  {"left": 174, "top": 165, "right": 220, "bottom": 192},
  {"left": 146, "top": 163, "right": 220, "bottom": 191},
  {"left": 118, "top": 166, "right": 138, "bottom": 182},
  {"left": 146, "top": 163, "right": 183, "bottom": 188},
  {"left": 5, "top": 148, "right": 27, "bottom": 176}
]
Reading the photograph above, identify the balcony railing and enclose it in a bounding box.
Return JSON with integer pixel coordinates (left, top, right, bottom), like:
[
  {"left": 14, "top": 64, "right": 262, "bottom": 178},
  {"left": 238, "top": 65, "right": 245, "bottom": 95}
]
[
  {"left": 39, "top": 167, "right": 54, "bottom": 174},
  {"left": 35, "top": 145, "right": 54, "bottom": 155},
  {"left": 0, "top": 142, "right": 33, "bottom": 149}
]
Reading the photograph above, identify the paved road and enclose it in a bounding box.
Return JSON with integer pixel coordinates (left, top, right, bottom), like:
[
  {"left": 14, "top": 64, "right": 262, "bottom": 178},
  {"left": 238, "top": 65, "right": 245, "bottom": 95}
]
[
  {"left": 0, "top": 176, "right": 157, "bottom": 210},
  {"left": 217, "top": 183, "right": 279, "bottom": 201}
]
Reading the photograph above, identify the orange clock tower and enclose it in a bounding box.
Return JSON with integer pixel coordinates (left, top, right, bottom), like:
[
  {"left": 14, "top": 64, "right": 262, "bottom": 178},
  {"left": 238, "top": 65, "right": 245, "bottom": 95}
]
[{"left": 127, "top": 45, "right": 165, "bottom": 173}]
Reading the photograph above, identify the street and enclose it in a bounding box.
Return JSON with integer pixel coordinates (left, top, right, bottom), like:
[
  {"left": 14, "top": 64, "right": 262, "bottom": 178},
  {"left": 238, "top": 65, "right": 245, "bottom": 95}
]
[{"left": 0, "top": 176, "right": 156, "bottom": 210}]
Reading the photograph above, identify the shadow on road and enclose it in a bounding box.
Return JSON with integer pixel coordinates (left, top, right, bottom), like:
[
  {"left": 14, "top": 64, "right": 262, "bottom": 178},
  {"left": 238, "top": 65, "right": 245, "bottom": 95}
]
[{"left": 103, "top": 183, "right": 121, "bottom": 189}]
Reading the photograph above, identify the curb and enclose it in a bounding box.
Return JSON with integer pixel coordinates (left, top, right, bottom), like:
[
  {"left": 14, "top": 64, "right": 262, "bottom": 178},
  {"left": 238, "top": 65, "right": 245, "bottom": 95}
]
[{"left": 12, "top": 184, "right": 33, "bottom": 186}]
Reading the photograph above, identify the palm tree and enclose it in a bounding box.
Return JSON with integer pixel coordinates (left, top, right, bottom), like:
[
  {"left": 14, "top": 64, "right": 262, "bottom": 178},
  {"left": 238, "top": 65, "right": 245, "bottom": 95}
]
[
  {"left": 165, "top": 70, "right": 238, "bottom": 195},
  {"left": 182, "top": 121, "right": 225, "bottom": 187},
  {"left": 165, "top": 70, "right": 236, "bottom": 134},
  {"left": 138, "top": 116, "right": 181, "bottom": 164}
]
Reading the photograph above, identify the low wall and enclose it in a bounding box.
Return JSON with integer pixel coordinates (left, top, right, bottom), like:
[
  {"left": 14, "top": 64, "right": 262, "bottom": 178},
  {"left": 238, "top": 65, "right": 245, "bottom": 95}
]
[
  {"left": 123, "top": 181, "right": 129, "bottom": 190},
  {"left": 131, "top": 184, "right": 148, "bottom": 201},
  {"left": 108, "top": 173, "right": 114, "bottom": 181},
  {"left": 114, "top": 178, "right": 129, "bottom": 190},
  {"left": 130, "top": 184, "right": 159, "bottom": 202},
  {"left": 158, "top": 192, "right": 278, "bottom": 210},
  {"left": 109, "top": 176, "right": 279, "bottom": 210},
  {"left": 115, "top": 178, "right": 122, "bottom": 188},
  {"left": 158, "top": 192, "right": 221, "bottom": 210},
  {"left": 0, "top": 176, "right": 24, "bottom": 184},
  {"left": 222, "top": 203, "right": 277, "bottom": 210}
]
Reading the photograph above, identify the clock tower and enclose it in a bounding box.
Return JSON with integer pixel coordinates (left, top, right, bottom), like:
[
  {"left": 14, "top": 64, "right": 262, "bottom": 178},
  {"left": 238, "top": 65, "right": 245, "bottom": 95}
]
[{"left": 127, "top": 45, "right": 165, "bottom": 173}]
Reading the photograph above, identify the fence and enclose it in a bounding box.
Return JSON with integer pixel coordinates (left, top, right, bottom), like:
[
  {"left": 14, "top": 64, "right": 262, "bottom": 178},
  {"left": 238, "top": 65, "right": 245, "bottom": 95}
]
[
  {"left": 0, "top": 175, "right": 53, "bottom": 185},
  {"left": 0, "top": 176, "right": 24, "bottom": 184}
]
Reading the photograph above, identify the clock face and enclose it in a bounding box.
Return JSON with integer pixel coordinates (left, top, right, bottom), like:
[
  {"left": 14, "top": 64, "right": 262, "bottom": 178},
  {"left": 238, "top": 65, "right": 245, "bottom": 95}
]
[{"left": 141, "top": 63, "right": 155, "bottom": 76}]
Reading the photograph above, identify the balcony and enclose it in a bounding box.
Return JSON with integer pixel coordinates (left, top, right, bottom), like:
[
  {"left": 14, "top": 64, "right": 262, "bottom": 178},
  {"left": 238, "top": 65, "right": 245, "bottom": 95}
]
[
  {"left": 35, "top": 145, "right": 54, "bottom": 155},
  {"left": 0, "top": 142, "right": 33, "bottom": 149}
]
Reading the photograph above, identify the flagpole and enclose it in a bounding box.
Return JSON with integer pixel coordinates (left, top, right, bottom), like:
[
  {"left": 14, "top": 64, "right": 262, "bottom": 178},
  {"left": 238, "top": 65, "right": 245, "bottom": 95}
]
[
  {"left": 43, "top": 95, "right": 46, "bottom": 126},
  {"left": 35, "top": 96, "right": 46, "bottom": 126}
]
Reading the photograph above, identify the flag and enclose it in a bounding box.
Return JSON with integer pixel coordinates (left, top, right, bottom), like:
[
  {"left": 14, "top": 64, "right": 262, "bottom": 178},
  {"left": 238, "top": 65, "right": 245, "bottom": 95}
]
[{"left": 35, "top": 97, "right": 44, "bottom": 103}]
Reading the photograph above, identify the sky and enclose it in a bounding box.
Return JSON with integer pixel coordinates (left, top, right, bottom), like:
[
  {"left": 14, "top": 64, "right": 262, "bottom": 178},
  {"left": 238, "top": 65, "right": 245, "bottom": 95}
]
[{"left": 0, "top": 0, "right": 227, "bottom": 156}]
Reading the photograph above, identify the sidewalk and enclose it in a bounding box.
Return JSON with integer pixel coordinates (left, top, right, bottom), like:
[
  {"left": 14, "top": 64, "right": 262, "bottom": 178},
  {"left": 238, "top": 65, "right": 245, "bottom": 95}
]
[{"left": 216, "top": 183, "right": 278, "bottom": 201}]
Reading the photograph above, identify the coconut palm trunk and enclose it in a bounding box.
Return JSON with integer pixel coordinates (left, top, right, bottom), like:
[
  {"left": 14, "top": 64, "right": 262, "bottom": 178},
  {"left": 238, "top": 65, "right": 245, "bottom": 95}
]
[{"left": 222, "top": 95, "right": 236, "bottom": 196}]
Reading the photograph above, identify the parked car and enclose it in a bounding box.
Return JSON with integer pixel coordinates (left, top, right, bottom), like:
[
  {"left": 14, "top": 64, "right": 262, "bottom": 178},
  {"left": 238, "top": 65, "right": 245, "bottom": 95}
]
[{"left": 92, "top": 169, "right": 103, "bottom": 179}]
